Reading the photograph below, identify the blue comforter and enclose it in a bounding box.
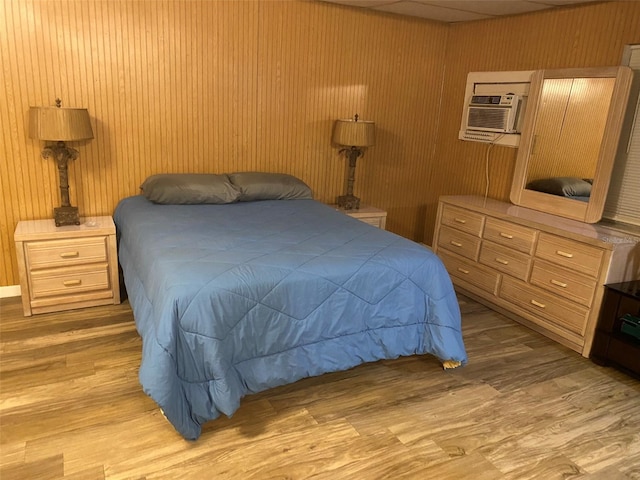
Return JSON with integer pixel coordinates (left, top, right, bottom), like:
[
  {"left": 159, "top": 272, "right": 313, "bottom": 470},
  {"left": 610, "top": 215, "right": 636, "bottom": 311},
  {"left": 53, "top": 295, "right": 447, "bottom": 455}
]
[{"left": 114, "top": 196, "right": 466, "bottom": 439}]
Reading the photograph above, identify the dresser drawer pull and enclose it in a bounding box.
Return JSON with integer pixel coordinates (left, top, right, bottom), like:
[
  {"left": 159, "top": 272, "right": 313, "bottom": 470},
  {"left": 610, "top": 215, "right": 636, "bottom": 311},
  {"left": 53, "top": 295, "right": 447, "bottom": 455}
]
[
  {"left": 457, "top": 267, "right": 470, "bottom": 274},
  {"left": 495, "top": 257, "right": 509, "bottom": 265},
  {"left": 550, "top": 279, "right": 568, "bottom": 288},
  {"left": 499, "top": 232, "right": 514, "bottom": 239},
  {"left": 63, "top": 279, "right": 82, "bottom": 287},
  {"left": 530, "top": 299, "right": 546, "bottom": 309},
  {"left": 450, "top": 240, "right": 463, "bottom": 247},
  {"left": 555, "top": 250, "right": 574, "bottom": 258},
  {"left": 454, "top": 218, "right": 467, "bottom": 224},
  {"left": 60, "top": 251, "right": 80, "bottom": 259}
]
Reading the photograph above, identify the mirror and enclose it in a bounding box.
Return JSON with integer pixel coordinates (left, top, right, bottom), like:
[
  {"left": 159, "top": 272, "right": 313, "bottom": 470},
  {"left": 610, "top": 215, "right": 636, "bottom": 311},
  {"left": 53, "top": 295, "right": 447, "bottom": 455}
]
[{"left": 510, "top": 66, "right": 633, "bottom": 223}]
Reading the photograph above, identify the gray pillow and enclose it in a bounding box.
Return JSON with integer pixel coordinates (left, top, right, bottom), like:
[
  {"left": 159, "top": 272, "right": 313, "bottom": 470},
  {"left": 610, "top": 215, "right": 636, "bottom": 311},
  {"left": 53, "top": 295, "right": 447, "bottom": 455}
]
[
  {"left": 228, "top": 172, "right": 313, "bottom": 201},
  {"left": 140, "top": 174, "right": 241, "bottom": 204},
  {"left": 526, "top": 177, "right": 592, "bottom": 198}
]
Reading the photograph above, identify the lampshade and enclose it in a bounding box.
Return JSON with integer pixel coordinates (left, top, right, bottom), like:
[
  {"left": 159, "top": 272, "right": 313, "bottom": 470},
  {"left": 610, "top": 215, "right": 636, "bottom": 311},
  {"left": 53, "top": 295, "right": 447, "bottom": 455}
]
[
  {"left": 332, "top": 119, "right": 375, "bottom": 147},
  {"left": 29, "top": 106, "right": 93, "bottom": 142}
]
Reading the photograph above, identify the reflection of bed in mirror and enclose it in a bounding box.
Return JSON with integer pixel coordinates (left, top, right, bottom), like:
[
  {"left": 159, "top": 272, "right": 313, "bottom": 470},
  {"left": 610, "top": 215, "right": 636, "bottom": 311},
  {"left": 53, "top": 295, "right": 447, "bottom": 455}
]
[
  {"left": 510, "top": 66, "right": 633, "bottom": 223},
  {"left": 525, "top": 176, "right": 593, "bottom": 202}
]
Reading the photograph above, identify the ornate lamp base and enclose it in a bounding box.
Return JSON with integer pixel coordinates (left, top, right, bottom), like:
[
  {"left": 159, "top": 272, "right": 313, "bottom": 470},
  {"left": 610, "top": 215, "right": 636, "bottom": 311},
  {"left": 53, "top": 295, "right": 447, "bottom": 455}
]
[
  {"left": 54, "top": 206, "right": 80, "bottom": 227},
  {"left": 337, "top": 194, "right": 360, "bottom": 211},
  {"left": 337, "top": 146, "right": 363, "bottom": 212},
  {"left": 41, "top": 141, "right": 82, "bottom": 227}
]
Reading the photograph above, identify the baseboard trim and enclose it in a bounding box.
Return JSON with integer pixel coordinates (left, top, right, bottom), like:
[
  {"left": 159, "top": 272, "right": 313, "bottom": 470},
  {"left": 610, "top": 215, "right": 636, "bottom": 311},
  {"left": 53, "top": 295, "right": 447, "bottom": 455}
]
[{"left": 0, "top": 285, "right": 21, "bottom": 298}]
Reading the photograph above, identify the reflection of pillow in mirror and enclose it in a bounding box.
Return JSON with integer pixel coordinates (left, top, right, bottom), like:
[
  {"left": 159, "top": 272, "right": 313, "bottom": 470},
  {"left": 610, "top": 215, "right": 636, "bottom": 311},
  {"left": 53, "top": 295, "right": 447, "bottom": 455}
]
[
  {"left": 140, "top": 174, "right": 241, "bottom": 204},
  {"left": 526, "top": 177, "right": 592, "bottom": 198}
]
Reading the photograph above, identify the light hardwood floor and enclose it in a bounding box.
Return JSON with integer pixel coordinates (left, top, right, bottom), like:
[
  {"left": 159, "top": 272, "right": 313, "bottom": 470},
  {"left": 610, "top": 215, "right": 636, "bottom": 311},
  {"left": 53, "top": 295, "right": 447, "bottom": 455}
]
[{"left": 1, "top": 293, "right": 639, "bottom": 479}]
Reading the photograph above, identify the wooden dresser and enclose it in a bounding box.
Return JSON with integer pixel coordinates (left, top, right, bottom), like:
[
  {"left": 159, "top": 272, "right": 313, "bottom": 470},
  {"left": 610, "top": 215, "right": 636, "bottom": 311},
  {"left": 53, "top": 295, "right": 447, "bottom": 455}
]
[{"left": 433, "top": 195, "right": 640, "bottom": 357}]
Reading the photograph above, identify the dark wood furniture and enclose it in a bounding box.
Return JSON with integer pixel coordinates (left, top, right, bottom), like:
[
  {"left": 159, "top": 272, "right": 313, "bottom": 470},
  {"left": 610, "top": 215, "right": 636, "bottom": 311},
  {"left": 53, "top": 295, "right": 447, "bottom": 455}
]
[{"left": 591, "top": 280, "right": 640, "bottom": 377}]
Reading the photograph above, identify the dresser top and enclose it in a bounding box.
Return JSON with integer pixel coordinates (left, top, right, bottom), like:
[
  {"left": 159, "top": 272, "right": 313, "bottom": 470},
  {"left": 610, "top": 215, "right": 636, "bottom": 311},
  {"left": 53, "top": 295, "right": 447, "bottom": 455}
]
[
  {"left": 440, "top": 195, "right": 640, "bottom": 247},
  {"left": 606, "top": 280, "right": 640, "bottom": 298},
  {"left": 332, "top": 205, "right": 387, "bottom": 217},
  {"left": 14, "top": 216, "right": 115, "bottom": 241}
]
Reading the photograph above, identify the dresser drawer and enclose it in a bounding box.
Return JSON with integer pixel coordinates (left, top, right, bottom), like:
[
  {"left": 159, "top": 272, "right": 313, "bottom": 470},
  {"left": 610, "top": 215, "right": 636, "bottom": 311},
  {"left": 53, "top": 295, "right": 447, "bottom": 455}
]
[
  {"left": 500, "top": 277, "right": 590, "bottom": 336},
  {"left": 530, "top": 259, "right": 597, "bottom": 308},
  {"left": 483, "top": 217, "right": 536, "bottom": 254},
  {"left": 441, "top": 205, "right": 484, "bottom": 237},
  {"left": 479, "top": 241, "right": 531, "bottom": 281},
  {"left": 439, "top": 249, "right": 499, "bottom": 295},
  {"left": 437, "top": 226, "right": 482, "bottom": 261},
  {"left": 30, "top": 263, "right": 111, "bottom": 299},
  {"left": 535, "top": 233, "right": 603, "bottom": 278},
  {"left": 26, "top": 236, "right": 108, "bottom": 270}
]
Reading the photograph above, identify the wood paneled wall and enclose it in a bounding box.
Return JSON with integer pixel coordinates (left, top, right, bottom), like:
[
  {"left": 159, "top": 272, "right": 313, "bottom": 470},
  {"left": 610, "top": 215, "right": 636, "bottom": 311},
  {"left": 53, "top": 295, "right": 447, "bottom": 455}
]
[
  {"left": 1, "top": 0, "right": 639, "bottom": 287},
  {"left": 0, "top": 0, "right": 449, "bottom": 286}
]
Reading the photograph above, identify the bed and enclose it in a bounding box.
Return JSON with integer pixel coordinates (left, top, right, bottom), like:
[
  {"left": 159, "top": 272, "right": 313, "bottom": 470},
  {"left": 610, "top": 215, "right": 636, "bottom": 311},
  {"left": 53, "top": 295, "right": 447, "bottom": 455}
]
[
  {"left": 526, "top": 176, "right": 592, "bottom": 202},
  {"left": 114, "top": 173, "right": 467, "bottom": 440}
]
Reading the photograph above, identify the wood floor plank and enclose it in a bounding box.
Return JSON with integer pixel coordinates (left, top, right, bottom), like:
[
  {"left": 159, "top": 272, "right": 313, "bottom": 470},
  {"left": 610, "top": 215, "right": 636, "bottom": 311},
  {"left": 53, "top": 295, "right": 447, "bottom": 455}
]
[
  {"left": 1, "top": 294, "right": 639, "bottom": 479},
  {"left": 501, "top": 453, "right": 584, "bottom": 480},
  {"left": 0, "top": 453, "right": 64, "bottom": 480}
]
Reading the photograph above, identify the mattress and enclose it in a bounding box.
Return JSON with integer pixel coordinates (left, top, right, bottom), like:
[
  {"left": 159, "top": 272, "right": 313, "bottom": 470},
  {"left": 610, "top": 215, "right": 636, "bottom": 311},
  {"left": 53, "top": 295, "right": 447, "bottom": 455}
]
[{"left": 114, "top": 196, "right": 467, "bottom": 439}]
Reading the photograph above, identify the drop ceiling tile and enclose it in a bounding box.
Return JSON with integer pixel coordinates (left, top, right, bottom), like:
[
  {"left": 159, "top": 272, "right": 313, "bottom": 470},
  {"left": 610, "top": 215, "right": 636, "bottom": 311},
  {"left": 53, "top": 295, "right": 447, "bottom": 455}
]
[
  {"left": 530, "top": 0, "right": 599, "bottom": 4},
  {"left": 373, "top": 1, "right": 491, "bottom": 22},
  {"left": 419, "top": 0, "right": 550, "bottom": 16},
  {"left": 319, "top": 0, "right": 605, "bottom": 23},
  {"left": 321, "top": 0, "right": 394, "bottom": 7}
]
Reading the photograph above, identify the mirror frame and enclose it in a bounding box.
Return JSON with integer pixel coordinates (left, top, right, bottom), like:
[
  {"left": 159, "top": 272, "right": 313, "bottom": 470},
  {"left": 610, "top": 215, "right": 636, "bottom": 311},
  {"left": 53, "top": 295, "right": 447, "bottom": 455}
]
[{"left": 510, "top": 66, "right": 633, "bottom": 223}]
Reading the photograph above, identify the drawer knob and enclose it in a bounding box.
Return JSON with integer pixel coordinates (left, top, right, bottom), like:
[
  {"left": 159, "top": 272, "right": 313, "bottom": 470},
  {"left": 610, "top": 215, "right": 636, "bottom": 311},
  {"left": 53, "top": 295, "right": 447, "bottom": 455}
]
[
  {"left": 63, "top": 279, "right": 82, "bottom": 287},
  {"left": 60, "top": 251, "right": 80, "bottom": 258},
  {"left": 457, "top": 267, "right": 470, "bottom": 274},
  {"left": 550, "top": 279, "right": 568, "bottom": 288},
  {"left": 556, "top": 250, "right": 574, "bottom": 258},
  {"left": 450, "top": 240, "right": 463, "bottom": 247},
  {"left": 495, "top": 257, "right": 509, "bottom": 265},
  {"left": 454, "top": 218, "right": 467, "bottom": 224},
  {"left": 499, "top": 232, "right": 513, "bottom": 239},
  {"left": 530, "top": 299, "right": 546, "bottom": 309}
]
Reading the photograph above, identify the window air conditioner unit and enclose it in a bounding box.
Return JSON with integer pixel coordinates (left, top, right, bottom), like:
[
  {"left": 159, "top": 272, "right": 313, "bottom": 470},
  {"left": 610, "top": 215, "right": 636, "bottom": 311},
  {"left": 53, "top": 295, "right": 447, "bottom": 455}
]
[{"left": 465, "top": 94, "right": 521, "bottom": 133}]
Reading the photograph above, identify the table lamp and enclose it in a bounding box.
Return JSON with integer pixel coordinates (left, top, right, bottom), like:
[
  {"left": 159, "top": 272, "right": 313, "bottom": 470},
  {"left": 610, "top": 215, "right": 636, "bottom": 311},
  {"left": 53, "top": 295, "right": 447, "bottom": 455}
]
[
  {"left": 332, "top": 114, "right": 375, "bottom": 210},
  {"left": 29, "top": 99, "right": 93, "bottom": 226}
]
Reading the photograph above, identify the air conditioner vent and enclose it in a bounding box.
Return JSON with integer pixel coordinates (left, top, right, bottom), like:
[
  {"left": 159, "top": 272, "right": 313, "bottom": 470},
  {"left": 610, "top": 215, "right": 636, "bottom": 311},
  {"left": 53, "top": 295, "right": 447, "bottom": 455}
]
[{"left": 468, "top": 107, "right": 510, "bottom": 131}]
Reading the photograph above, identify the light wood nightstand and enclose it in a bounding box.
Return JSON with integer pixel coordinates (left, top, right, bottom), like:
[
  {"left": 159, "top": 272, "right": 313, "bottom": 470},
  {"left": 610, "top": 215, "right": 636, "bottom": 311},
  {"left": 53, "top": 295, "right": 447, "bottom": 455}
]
[
  {"left": 14, "top": 216, "right": 121, "bottom": 316},
  {"left": 334, "top": 205, "right": 387, "bottom": 229}
]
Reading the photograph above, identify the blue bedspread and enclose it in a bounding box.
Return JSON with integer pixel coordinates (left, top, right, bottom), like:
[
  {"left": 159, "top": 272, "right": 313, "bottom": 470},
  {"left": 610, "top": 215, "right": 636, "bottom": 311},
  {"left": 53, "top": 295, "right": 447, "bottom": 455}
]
[{"left": 114, "top": 196, "right": 466, "bottom": 439}]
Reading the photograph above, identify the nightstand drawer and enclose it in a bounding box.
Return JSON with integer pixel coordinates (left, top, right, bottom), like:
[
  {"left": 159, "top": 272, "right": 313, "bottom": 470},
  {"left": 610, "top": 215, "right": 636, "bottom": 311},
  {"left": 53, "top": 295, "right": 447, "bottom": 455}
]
[
  {"left": 437, "top": 226, "right": 481, "bottom": 261},
  {"left": 26, "top": 236, "right": 108, "bottom": 270},
  {"left": 479, "top": 241, "right": 531, "bottom": 281},
  {"left": 358, "top": 216, "right": 385, "bottom": 228},
  {"left": 535, "top": 233, "right": 603, "bottom": 278},
  {"left": 337, "top": 205, "right": 387, "bottom": 229},
  {"left": 441, "top": 205, "right": 484, "bottom": 237},
  {"left": 483, "top": 217, "right": 536, "bottom": 254},
  {"left": 530, "top": 259, "right": 597, "bottom": 308},
  {"left": 30, "top": 263, "right": 111, "bottom": 299}
]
